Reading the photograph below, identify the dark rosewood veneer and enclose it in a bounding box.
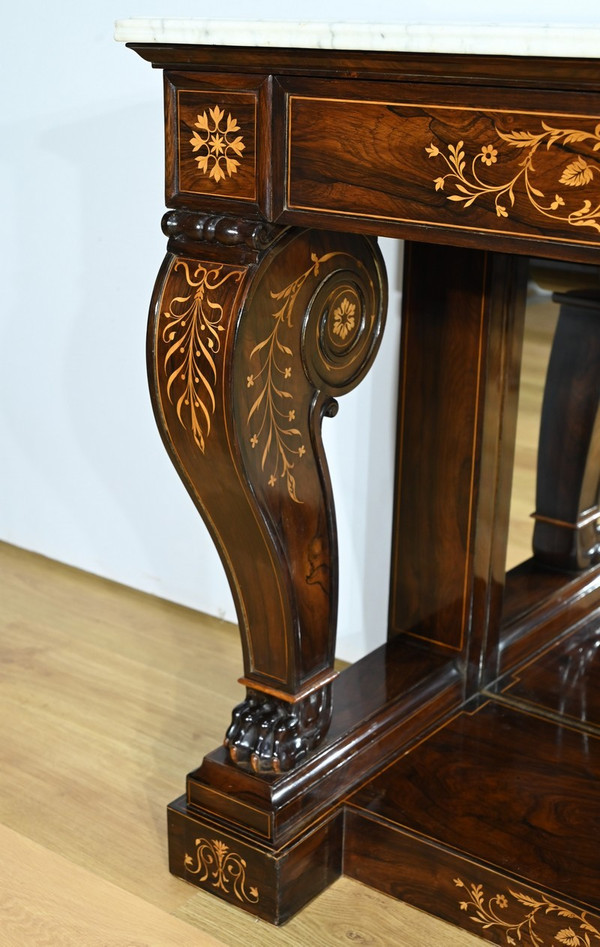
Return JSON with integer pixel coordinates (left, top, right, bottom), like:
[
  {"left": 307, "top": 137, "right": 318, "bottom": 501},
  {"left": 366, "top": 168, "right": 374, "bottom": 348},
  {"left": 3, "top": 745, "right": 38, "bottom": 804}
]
[{"left": 126, "top": 38, "right": 600, "bottom": 941}]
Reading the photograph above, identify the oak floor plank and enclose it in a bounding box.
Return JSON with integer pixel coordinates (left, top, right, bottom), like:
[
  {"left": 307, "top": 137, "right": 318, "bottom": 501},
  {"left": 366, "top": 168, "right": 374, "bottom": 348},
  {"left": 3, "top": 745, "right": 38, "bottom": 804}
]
[
  {"left": 0, "top": 823, "right": 221, "bottom": 947},
  {"left": 0, "top": 542, "right": 484, "bottom": 944},
  {"left": 175, "top": 875, "right": 486, "bottom": 946}
]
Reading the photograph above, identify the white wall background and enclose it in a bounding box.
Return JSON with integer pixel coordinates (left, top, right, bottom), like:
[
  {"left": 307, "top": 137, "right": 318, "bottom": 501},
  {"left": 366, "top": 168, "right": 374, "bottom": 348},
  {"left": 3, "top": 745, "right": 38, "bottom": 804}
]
[{"left": 1, "top": 2, "right": 598, "bottom": 662}]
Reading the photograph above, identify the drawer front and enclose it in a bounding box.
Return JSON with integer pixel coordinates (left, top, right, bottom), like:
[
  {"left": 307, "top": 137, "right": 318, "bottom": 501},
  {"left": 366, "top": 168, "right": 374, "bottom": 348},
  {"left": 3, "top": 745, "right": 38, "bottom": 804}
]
[
  {"left": 165, "top": 73, "right": 267, "bottom": 213},
  {"left": 284, "top": 83, "right": 600, "bottom": 253}
]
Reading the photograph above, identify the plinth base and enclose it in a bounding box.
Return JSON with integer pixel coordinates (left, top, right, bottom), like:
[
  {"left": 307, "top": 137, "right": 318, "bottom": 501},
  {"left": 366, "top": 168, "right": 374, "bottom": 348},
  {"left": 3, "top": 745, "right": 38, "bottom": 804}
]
[
  {"left": 167, "top": 635, "right": 463, "bottom": 923},
  {"left": 167, "top": 566, "right": 600, "bottom": 939},
  {"left": 168, "top": 795, "right": 343, "bottom": 924},
  {"left": 345, "top": 693, "right": 600, "bottom": 943}
]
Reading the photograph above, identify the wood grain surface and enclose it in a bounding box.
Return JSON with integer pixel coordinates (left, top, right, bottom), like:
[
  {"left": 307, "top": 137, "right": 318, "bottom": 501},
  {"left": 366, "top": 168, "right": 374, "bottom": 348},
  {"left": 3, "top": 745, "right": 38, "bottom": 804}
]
[
  {"left": 0, "top": 541, "right": 484, "bottom": 945},
  {"left": 0, "top": 284, "right": 563, "bottom": 944}
]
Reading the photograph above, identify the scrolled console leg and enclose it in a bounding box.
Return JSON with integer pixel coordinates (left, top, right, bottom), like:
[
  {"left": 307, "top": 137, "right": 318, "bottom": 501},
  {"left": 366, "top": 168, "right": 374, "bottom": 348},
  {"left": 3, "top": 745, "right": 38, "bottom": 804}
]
[{"left": 148, "top": 216, "right": 387, "bottom": 774}]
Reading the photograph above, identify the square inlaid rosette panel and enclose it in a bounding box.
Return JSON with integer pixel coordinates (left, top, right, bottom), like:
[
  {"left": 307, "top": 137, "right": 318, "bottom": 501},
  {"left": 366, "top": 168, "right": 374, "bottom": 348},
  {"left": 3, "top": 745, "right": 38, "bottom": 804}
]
[{"left": 165, "top": 74, "right": 265, "bottom": 211}]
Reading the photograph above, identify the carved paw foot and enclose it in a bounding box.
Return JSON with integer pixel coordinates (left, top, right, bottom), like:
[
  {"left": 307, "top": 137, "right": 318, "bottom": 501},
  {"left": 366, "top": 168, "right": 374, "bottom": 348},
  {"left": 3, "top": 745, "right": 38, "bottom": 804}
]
[{"left": 224, "top": 685, "right": 333, "bottom": 774}]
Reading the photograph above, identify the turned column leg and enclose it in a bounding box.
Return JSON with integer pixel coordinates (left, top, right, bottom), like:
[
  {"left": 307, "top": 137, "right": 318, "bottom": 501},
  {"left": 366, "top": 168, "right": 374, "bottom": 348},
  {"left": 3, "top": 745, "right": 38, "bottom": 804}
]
[
  {"left": 148, "top": 217, "right": 386, "bottom": 772},
  {"left": 533, "top": 289, "right": 600, "bottom": 571}
]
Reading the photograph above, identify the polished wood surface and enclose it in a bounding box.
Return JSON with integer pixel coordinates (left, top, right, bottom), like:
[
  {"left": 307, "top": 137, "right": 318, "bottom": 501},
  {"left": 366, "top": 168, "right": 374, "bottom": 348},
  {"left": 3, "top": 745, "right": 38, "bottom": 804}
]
[
  {"left": 281, "top": 75, "right": 600, "bottom": 254},
  {"left": 123, "top": 39, "right": 600, "bottom": 935},
  {"left": 148, "top": 225, "right": 386, "bottom": 773},
  {"left": 347, "top": 700, "right": 600, "bottom": 913},
  {"left": 498, "top": 617, "right": 600, "bottom": 727},
  {"left": 185, "top": 637, "right": 460, "bottom": 847},
  {"left": 132, "top": 44, "right": 600, "bottom": 261},
  {"left": 389, "top": 242, "right": 526, "bottom": 678},
  {"left": 130, "top": 45, "right": 600, "bottom": 92},
  {"left": 0, "top": 541, "right": 484, "bottom": 946},
  {"left": 533, "top": 290, "right": 600, "bottom": 570}
]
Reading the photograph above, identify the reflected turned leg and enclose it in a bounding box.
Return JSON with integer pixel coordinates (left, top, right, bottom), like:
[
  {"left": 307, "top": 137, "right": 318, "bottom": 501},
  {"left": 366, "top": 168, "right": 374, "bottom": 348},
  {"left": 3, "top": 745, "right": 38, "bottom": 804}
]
[
  {"left": 148, "top": 216, "right": 386, "bottom": 772},
  {"left": 533, "top": 289, "right": 600, "bottom": 570}
]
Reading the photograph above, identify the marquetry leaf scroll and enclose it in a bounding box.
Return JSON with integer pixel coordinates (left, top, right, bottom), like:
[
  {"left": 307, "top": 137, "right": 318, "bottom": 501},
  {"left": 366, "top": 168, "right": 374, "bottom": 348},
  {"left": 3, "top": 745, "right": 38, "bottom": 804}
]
[
  {"left": 454, "top": 877, "right": 600, "bottom": 946},
  {"left": 162, "top": 260, "right": 244, "bottom": 452},
  {"left": 427, "top": 121, "right": 600, "bottom": 232},
  {"left": 246, "top": 251, "right": 338, "bottom": 503},
  {"left": 184, "top": 837, "right": 259, "bottom": 904}
]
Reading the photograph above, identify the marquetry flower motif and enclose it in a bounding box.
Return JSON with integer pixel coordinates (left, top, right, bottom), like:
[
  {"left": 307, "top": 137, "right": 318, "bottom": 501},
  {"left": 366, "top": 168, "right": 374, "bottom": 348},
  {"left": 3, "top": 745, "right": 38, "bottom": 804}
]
[
  {"left": 162, "top": 261, "right": 244, "bottom": 452},
  {"left": 454, "top": 877, "right": 600, "bottom": 946},
  {"left": 184, "top": 837, "right": 259, "bottom": 904},
  {"left": 246, "top": 250, "right": 341, "bottom": 502},
  {"left": 332, "top": 297, "right": 356, "bottom": 340},
  {"left": 189, "top": 105, "right": 245, "bottom": 182},
  {"left": 480, "top": 144, "right": 498, "bottom": 166},
  {"left": 426, "top": 121, "right": 600, "bottom": 232}
]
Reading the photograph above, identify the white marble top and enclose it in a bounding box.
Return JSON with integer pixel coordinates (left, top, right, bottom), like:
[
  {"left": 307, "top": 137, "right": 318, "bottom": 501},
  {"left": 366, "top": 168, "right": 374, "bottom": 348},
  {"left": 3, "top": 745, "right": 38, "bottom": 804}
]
[{"left": 114, "top": 18, "right": 600, "bottom": 58}]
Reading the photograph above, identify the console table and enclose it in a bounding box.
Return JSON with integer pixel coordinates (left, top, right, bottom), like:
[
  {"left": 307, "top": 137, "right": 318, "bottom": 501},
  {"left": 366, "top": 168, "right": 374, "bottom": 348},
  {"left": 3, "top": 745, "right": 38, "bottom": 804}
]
[{"left": 118, "top": 20, "right": 600, "bottom": 943}]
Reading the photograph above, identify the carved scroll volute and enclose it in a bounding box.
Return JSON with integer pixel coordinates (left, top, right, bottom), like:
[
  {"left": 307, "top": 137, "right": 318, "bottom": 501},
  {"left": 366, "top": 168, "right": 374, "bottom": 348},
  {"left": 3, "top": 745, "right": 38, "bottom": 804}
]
[{"left": 148, "top": 225, "right": 386, "bottom": 772}]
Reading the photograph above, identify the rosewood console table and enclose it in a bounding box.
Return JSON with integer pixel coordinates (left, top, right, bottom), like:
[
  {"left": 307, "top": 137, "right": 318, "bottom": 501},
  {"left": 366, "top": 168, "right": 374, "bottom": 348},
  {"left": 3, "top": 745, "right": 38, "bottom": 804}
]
[{"left": 118, "top": 20, "right": 600, "bottom": 943}]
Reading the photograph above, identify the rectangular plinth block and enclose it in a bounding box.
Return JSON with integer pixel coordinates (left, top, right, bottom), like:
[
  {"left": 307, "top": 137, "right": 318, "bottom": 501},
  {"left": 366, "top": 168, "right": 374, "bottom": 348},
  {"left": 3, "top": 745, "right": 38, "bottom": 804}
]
[{"left": 167, "top": 794, "right": 343, "bottom": 924}]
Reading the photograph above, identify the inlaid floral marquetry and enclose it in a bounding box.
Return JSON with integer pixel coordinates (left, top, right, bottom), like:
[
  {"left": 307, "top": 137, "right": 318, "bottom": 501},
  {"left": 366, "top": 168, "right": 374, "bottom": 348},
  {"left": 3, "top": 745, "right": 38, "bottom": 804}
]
[
  {"left": 189, "top": 105, "right": 245, "bottom": 182},
  {"left": 174, "top": 87, "right": 258, "bottom": 202},
  {"left": 427, "top": 121, "right": 600, "bottom": 233},
  {"left": 332, "top": 297, "right": 356, "bottom": 340},
  {"left": 246, "top": 254, "right": 328, "bottom": 503},
  {"left": 245, "top": 246, "right": 377, "bottom": 503},
  {"left": 287, "top": 94, "right": 600, "bottom": 247},
  {"left": 455, "top": 877, "right": 600, "bottom": 946},
  {"left": 160, "top": 258, "right": 245, "bottom": 452},
  {"left": 184, "top": 837, "right": 259, "bottom": 904}
]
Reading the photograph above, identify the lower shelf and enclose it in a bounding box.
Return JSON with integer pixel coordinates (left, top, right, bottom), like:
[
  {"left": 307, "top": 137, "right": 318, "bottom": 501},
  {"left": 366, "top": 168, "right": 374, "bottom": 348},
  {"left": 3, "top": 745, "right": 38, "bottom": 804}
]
[
  {"left": 344, "top": 694, "right": 600, "bottom": 944},
  {"left": 168, "top": 613, "right": 600, "bottom": 941}
]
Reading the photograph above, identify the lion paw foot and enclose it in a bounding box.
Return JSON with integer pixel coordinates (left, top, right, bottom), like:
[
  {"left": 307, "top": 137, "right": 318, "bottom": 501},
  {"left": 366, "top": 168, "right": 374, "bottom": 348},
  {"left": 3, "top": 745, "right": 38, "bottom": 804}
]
[{"left": 224, "top": 685, "right": 332, "bottom": 774}]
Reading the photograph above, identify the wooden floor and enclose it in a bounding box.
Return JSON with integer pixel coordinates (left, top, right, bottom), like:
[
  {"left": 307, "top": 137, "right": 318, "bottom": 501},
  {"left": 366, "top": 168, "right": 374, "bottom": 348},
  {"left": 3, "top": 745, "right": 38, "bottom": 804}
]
[
  {"left": 0, "top": 290, "right": 556, "bottom": 944},
  {"left": 0, "top": 541, "right": 486, "bottom": 946}
]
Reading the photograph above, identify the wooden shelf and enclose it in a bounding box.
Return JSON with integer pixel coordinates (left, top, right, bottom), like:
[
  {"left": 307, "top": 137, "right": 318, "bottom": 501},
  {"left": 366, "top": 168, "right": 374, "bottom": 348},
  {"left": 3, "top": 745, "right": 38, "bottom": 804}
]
[{"left": 344, "top": 621, "right": 600, "bottom": 941}]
